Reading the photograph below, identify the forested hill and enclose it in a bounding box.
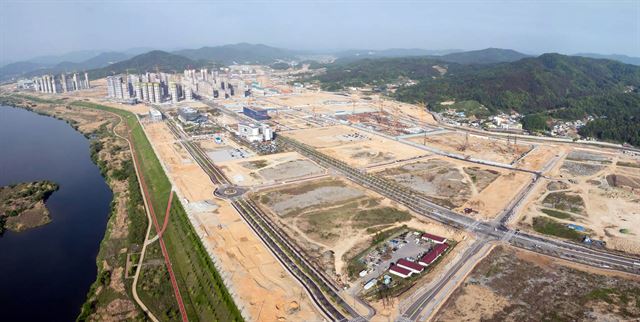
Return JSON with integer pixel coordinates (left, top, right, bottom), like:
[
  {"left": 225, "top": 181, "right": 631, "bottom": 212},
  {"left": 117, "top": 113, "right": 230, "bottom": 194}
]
[
  {"left": 437, "top": 48, "right": 530, "bottom": 64},
  {"left": 311, "top": 53, "right": 640, "bottom": 145},
  {"left": 315, "top": 57, "right": 467, "bottom": 91},
  {"left": 87, "top": 50, "right": 206, "bottom": 79},
  {"left": 396, "top": 53, "right": 640, "bottom": 113}
]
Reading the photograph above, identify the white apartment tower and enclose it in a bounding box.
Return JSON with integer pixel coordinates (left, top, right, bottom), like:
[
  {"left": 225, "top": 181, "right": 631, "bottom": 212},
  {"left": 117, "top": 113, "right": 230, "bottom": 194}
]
[{"left": 153, "top": 82, "right": 161, "bottom": 103}]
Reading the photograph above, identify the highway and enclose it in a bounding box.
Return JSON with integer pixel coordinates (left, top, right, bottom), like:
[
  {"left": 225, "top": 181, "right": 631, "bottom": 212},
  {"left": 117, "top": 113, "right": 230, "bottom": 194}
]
[
  {"left": 164, "top": 117, "right": 368, "bottom": 321},
  {"left": 278, "top": 135, "right": 640, "bottom": 320},
  {"left": 168, "top": 104, "right": 639, "bottom": 321},
  {"left": 399, "top": 239, "right": 489, "bottom": 321},
  {"left": 279, "top": 137, "right": 639, "bottom": 271}
]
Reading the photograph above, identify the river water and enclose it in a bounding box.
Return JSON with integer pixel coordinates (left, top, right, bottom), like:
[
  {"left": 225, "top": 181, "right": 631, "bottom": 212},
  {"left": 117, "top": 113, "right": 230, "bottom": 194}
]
[{"left": 0, "top": 105, "right": 112, "bottom": 321}]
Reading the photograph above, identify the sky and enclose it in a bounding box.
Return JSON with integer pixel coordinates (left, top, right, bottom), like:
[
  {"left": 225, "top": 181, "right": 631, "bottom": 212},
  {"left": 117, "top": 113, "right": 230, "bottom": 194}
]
[{"left": 1, "top": 0, "right": 639, "bottom": 63}]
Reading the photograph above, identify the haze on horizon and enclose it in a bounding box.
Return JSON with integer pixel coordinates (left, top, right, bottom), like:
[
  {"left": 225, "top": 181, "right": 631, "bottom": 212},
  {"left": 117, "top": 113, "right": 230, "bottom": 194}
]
[{"left": 1, "top": 0, "right": 638, "bottom": 64}]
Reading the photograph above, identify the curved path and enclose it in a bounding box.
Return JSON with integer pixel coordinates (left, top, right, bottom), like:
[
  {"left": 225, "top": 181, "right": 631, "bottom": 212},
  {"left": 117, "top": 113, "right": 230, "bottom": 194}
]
[
  {"left": 95, "top": 109, "right": 187, "bottom": 322},
  {"left": 106, "top": 112, "right": 160, "bottom": 322}
]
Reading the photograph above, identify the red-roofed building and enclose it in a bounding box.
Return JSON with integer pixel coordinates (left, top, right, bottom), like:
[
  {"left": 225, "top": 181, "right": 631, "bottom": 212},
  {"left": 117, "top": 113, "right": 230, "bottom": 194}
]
[
  {"left": 396, "top": 259, "right": 424, "bottom": 274},
  {"left": 418, "top": 243, "right": 450, "bottom": 267},
  {"left": 389, "top": 264, "right": 412, "bottom": 278},
  {"left": 434, "top": 243, "right": 449, "bottom": 254},
  {"left": 421, "top": 233, "right": 447, "bottom": 244},
  {"left": 418, "top": 251, "right": 439, "bottom": 266}
]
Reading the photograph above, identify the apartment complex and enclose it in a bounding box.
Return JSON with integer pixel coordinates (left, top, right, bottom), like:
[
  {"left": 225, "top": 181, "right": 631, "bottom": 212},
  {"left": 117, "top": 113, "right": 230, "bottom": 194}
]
[{"left": 32, "top": 72, "right": 90, "bottom": 94}]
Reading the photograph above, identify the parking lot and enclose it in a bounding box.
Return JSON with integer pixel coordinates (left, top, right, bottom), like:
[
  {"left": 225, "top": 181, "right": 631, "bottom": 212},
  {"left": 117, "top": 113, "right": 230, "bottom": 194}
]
[{"left": 357, "top": 231, "right": 439, "bottom": 287}]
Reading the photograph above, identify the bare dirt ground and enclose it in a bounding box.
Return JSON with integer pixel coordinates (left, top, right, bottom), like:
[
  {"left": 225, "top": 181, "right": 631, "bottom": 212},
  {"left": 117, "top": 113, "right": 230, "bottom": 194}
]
[
  {"left": 217, "top": 152, "right": 325, "bottom": 186},
  {"left": 408, "top": 132, "right": 533, "bottom": 164},
  {"left": 515, "top": 145, "right": 562, "bottom": 171},
  {"left": 261, "top": 90, "right": 437, "bottom": 125},
  {"left": 283, "top": 125, "right": 374, "bottom": 148},
  {"left": 283, "top": 125, "right": 427, "bottom": 168},
  {"left": 434, "top": 246, "right": 640, "bottom": 322},
  {"left": 377, "top": 159, "right": 475, "bottom": 209},
  {"left": 143, "top": 120, "right": 322, "bottom": 321},
  {"left": 517, "top": 148, "right": 640, "bottom": 254},
  {"left": 462, "top": 171, "right": 533, "bottom": 220},
  {"left": 253, "top": 177, "right": 467, "bottom": 284},
  {"left": 376, "top": 157, "right": 530, "bottom": 220}
]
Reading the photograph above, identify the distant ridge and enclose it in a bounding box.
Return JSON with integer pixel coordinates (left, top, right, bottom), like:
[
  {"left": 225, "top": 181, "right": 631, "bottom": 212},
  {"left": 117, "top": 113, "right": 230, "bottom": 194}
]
[
  {"left": 174, "top": 43, "right": 298, "bottom": 65},
  {"left": 1, "top": 51, "right": 134, "bottom": 82},
  {"left": 574, "top": 53, "right": 640, "bottom": 66},
  {"left": 437, "top": 48, "right": 530, "bottom": 64},
  {"left": 87, "top": 50, "right": 204, "bottom": 78}
]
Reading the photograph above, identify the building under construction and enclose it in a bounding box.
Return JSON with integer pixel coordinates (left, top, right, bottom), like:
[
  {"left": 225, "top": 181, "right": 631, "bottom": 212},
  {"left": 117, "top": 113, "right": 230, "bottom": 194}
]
[{"left": 32, "top": 72, "right": 90, "bottom": 94}]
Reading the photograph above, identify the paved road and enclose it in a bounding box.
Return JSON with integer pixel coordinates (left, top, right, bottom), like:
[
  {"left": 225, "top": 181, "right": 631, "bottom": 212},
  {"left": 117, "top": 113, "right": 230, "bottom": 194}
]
[
  {"left": 280, "top": 135, "right": 640, "bottom": 321},
  {"left": 400, "top": 239, "right": 490, "bottom": 321},
  {"left": 181, "top": 102, "right": 639, "bottom": 321},
  {"left": 164, "top": 117, "right": 368, "bottom": 321},
  {"left": 281, "top": 136, "right": 640, "bottom": 271}
]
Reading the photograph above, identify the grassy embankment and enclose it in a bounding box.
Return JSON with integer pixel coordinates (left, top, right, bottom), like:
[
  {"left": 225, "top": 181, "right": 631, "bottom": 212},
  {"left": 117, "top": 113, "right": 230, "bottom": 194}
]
[
  {"left": 71, "top": 101, "right": 244, "bottom": 321},
  {"left": 1, "top": 94, "right": 150, "bottom": 320}
]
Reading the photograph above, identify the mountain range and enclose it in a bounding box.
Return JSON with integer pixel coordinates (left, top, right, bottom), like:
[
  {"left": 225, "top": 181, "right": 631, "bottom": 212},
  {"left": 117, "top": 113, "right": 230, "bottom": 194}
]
[{"left": 4, "top": 44, "right": 639, "bottom": 83}]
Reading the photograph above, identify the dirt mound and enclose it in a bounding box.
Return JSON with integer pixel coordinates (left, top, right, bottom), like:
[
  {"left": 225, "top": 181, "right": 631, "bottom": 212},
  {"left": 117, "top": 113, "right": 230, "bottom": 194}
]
[
  {"left": 606, "top": 174, "right": 640, "bottom": 189},
  {"left": 542, "top": 192, "right": 586, "bottom": 215},
  {"left": 382, "top": 159, "right": 472, "bottom": 208},
  {"left": 560, "top": 161, "right": 603, "bottom": 176},
  {"left": 547, "top": 181, "right": 570, "bottom": 191}
]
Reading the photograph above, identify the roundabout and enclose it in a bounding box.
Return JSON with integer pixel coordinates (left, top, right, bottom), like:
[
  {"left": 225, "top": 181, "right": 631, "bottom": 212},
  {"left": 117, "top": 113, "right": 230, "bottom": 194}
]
[{"left": 214, "top": 185, "right": 246, "bottom": 199}]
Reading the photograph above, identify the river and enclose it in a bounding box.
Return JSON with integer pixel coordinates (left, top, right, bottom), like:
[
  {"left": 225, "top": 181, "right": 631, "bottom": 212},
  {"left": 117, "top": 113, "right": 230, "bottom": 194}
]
[{"left": 0, "top": 105, "right": 112, "bottom": 321}]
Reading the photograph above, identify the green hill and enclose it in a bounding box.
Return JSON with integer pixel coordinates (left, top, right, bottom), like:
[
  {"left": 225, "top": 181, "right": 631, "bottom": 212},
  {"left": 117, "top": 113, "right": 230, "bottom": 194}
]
[
  {"left": 437, "top": 48, "right": 530, "bottom": 65},
  {"left": 311, "top": 53, "right": 640, "bottom": 145},
  {"left": 397, "top": 53, "right": 640, "bottom": 113},
  {"left": 315, "top": 57, "right": 454, "bottom": 90},
  {"left": 88, "top": 50, "right": 204, "bottom": 78}
]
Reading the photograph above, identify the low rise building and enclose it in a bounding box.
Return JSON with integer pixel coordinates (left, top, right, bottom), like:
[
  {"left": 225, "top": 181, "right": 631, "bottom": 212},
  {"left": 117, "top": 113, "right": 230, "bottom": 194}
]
[
  {"left": 396, "top": 259, "right": 424, "bottom": 274},
  {"left": 177, "top": 106, "right": 201, "bottom": 123},
  {"left": 243, "top": 106, "right": 270, "bottom": 121},
  {"left": 389, "top": 264, "right": 412, "bottom": 278},
  {"left": 237, "top": 122, "right": 274, "bottom": 142},
  {"left": 149, "top": 108, "right": 162, "bottom": 122},
  {"left": 418, "top": 243, "right": 449, "bottom": 267},
  {"left": 421, "top": 233, "right": 447, "bottom": 244}
]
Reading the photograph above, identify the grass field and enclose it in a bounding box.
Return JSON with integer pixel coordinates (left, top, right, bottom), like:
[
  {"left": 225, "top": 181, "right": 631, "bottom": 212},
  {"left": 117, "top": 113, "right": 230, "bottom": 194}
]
[
  {"left": 72, "top": 101, "right": 243, "bottom": 322},
  {"left": 540, "top": 208, "right": 575, "bottom": 220},
  {"left": 532, "top": 216, "right": 585, "bottom": 242}
]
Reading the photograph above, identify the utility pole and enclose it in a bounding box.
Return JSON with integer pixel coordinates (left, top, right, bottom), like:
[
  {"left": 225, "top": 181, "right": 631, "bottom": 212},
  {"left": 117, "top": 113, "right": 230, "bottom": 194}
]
[{"left": 421, "top": 101, "right": 428, "bottom": 146}]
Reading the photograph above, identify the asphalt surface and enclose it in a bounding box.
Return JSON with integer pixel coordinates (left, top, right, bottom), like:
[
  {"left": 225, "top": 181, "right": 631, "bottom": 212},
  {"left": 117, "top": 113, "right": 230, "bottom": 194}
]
[
  {"left": 164, "top": 117, "right": 366, "bottom": 321},
  {"left": 166, "top": 106, "right": 639, "bottom": 321},
  {"left": 280, "top": 135, "right": 640, "bottom": 321}
]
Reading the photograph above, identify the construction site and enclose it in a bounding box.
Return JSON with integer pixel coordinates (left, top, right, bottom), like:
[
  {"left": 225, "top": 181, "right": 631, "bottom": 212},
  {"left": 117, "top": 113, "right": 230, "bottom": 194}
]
[
  {"left": 516, "top": 147, "right": 640, "bottom": 256},
  {"left": 7, "top": 63, "right": 640, "bottom": 322}
]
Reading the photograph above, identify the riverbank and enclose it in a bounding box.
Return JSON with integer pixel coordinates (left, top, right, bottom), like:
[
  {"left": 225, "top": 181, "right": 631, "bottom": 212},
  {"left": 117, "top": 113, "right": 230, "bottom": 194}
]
[
  {"left": 0, "top": 180, "right": 59, "bottom": 233},
  {"left": 0, "top": 94, "right": 147, "bottom": 321},
  {"left": 2, "top": 93, "right": 244, "bottom": 321}
]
